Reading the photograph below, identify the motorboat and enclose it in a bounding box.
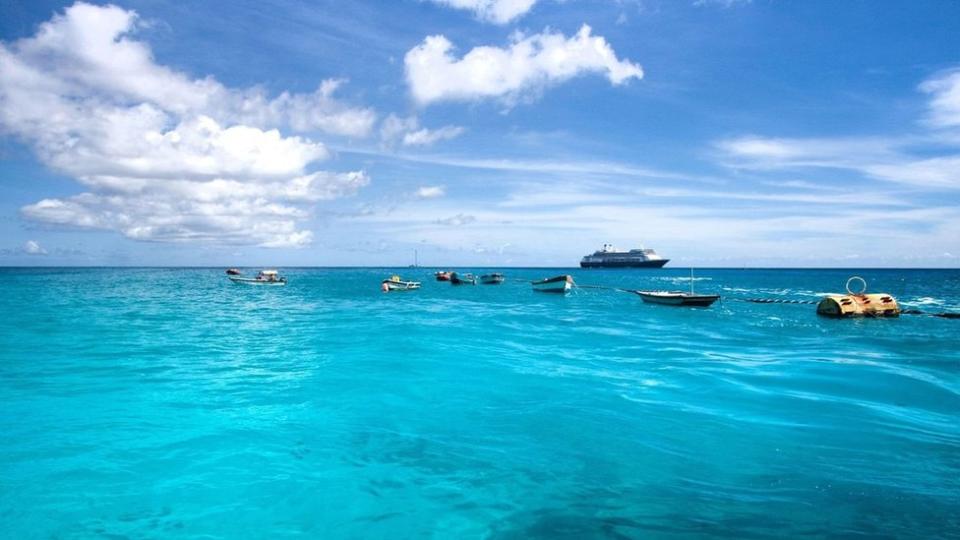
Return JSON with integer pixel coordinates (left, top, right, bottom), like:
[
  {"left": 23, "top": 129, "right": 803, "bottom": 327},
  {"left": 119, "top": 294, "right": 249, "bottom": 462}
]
[
  {"left": 450, "top": 272, "right": 477, "bottom": 285},
  {"left": 532, "top": 275, "right": 574, "bottom": 294},
  {"left": 480, "top": 273, "right": 504, "bottom": 285},
  {"left": 435, "top": 271, "right": 452, "bottom": 281},
  {"left": 634, "top": 291, "right": 719, "bottom": 307},
  {"left": 225, "top": 268, "right": 242, "bottom": 276},
  {"left": 229, "top": 269, "right": 287, "bottom": 286},
  {"left": 382, "top": 275, "right": 421, "bottom": 292}
]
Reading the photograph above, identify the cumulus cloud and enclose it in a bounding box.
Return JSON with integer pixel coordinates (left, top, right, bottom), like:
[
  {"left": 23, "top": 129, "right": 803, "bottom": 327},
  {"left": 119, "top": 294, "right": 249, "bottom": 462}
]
[
  {"left": 22, "top": 240, "right": 48, "bottom": 255},
  {"left": 920, "top": 69, "right": 960, "bottom": 128},
  {"left": 404, "top": 25, "right": 643, "bottom": 105},
  {"left": 428, "top": 0, "right": 538, "bottom": 24},
  {"left": 416, "top": 185, "right": 446, "bottom": 199},
  {"left": 0, "top": 2, "right": 373, "bottom": 247},
  {"left": 380, "top": 114, "right": 464, "bottom": 147}
]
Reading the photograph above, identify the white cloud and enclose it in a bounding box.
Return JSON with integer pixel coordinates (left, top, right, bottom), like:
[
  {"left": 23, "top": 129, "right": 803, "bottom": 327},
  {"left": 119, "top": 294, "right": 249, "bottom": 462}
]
[
  {"left": 920, "top": 69, "right": 960, "bottom": 128},
  {"left": 380, "top": 114, "right": 463, "bottom": 147},
  {"left": 717, "top": 135, "right": 960, "bottom": 189},
  {"left": 416, "top": 185, "right": 446, "bottom": 199},
  {"left": 0, "top": 2, "right": 373, "bottom": 247},
  {"left": 428, "top": 0, "right": 538, "bottom": 24},
  {"left": 434, "top": 213, "right": 477, "bottom": 226},
  {"left": 404, "top": 25, "right": 643, "bottom": 105},
  {"left": 22, "top": 240, "right": 47, "bottom": 255}
]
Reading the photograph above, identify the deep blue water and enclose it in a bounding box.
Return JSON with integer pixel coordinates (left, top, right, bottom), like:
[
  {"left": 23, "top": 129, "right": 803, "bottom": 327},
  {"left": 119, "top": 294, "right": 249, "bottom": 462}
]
[{"left": 0, "top": 267, "right": 958, "bottom": 539}]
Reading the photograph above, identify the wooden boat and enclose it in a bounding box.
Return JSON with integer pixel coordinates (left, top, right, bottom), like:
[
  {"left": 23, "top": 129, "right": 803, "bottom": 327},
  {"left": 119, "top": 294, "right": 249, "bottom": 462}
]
[
  {"left": 480, "top": 273, "right": 504, "bottom": 285},
  {"left": 229, "top": 269, "right": 287, "bottom": 286},
  {"left": 435, "top": 271, "right": 452, "bottom": 281},
  {"left": 531, "top": 275, "right": 573, "bottom": 293},
  {"left": 634, "top": 291, "right": 719, "bottom": 307},
  {"left": 225, "top": 268, "right": 242, "bottom": 276},
  {"left": 382, "top": 275, "right": 421, "bottom": 292},
  {"left": 450, "top": 272, "right": 477, "bottom": 285}
]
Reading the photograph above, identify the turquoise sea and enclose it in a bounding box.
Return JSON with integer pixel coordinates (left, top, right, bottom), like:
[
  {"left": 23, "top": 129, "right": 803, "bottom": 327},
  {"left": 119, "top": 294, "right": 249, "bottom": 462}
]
[{"left": 1, "top": 267, "right": 958, "bottom": 539}]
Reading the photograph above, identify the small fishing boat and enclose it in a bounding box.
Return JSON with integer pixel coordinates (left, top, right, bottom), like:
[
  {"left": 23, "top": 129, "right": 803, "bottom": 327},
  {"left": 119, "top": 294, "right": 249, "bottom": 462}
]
[
  {"left": 229, "top": 269, "right": 287, "bottom": 286},
  {"left": 532, "top": 275, "right": 573, "bottom": 294},
  {"left": 634, "top": 291, "right": 719, "bottom": 307},
  {"left": 635, "top": 268, "right": 718, "bottom": 307},
  {"left": 382, "top": 275, "right": 421, "bottom": 292},
  {"left": 450, "top": 272, "right": 477, "bottom": 285},
  {"left": 225, "top": 268, "right": 242, "bottom": 276},
  {"left": 435, "top": 271, "right": 452, "bottom": 281},
  {"left": 480, "top": 273, "right": 504, "bottom": 285}
]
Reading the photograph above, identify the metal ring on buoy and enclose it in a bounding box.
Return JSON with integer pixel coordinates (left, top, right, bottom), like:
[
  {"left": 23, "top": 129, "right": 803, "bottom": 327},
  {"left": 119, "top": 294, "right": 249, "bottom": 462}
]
[{"left": 846, "top": 276, "right": 867, "bottom": 295}]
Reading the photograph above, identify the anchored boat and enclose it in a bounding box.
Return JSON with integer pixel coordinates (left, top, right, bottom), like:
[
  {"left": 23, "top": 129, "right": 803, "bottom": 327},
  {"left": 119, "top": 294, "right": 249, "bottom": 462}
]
[
  {"left": 382, "top": 275, "right": 421, "bottom": 292},
  {"left": 480, "top": 273, "right": 504, "bottom": 285},
  {"left": 634, "top": 291, "right": 719, "bottom": 307},
  {"left": 532, "top": 275, "right": 574, "bottom": 294},
  {"left": 435, "top": 271, "right": 452, "bottom": 281},
  {"left": 229, "top": 269, "right": 287, "bottom": 286},
  {"left": 635, "top": 268, "right": 718, "bottom": 307},
  {"left": 450, "top": 272, "right": 477, "bottom": 285}
]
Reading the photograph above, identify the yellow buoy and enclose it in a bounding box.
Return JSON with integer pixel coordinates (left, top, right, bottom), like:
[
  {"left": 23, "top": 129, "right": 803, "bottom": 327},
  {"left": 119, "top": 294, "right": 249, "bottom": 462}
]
[{"left": 816, "top": 276, "right": 900, "bottom": 318}]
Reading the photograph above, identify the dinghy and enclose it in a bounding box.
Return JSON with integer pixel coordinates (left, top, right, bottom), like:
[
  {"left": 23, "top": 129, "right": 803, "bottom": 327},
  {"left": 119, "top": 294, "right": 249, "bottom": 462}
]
[
  {"left": 229, "top": 269, "right": 287, "bottom": 286},
  {"left": 450, "top": 272, "right": 477, "bottom": 285},
  {"left": 382, "top": 275, "right": 421, "bottom": 292},
  {"left": 480, "top": 273, "right": 504, "bottom": 285},
  {"left": 532, "top": 275, "right": 573, "bottom": 294}
]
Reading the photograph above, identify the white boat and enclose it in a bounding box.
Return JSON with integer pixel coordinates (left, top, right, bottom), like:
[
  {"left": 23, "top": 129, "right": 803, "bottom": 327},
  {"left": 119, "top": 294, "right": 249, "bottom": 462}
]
[
  {"left": 635, "top": 268, "right": 718, "bottom": 307},
  {"left": 229, "top": 269, "right": 287, "bottom": 286},
  {"left": 634, "top": 291, "right": 719, "bottom": 307},
  {"left": 382, "top": 275, "right": 421, "bottom": 292},
  {"left": 531, "top": 274, "right": 574, "bottom": 294}
]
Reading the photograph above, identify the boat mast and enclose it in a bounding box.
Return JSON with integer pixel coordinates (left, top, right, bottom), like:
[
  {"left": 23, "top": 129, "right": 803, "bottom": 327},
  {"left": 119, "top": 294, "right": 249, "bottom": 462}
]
[{"left": 414, "top": 249, "right": 419, "bottom": 268}]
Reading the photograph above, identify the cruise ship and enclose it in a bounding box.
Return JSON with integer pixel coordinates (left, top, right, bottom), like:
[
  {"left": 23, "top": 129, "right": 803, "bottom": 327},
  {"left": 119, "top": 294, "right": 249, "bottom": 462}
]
[{"left": 580, "top": 244, "right": 669, "bottom": 268}]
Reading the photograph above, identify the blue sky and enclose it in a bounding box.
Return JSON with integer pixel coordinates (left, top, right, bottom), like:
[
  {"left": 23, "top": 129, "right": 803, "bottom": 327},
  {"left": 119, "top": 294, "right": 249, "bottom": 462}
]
[{"left": 1, "top": 0, "right": 958, "bottom": 267}]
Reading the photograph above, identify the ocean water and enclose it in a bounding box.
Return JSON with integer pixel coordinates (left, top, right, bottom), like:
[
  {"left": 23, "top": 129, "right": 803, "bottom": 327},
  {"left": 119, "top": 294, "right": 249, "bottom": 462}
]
[{"left": 0, "top": 267, "right": 958, "bottom": 539}]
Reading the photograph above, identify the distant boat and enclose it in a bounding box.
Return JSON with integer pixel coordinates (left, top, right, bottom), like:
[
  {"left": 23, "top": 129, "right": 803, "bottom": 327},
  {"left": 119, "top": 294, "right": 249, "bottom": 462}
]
[
  {"left": 382, "top": 275, "right": 421, "bottom": 292},
  {"left": 225, "top": 268, "right": 242, "bottom": 276},
  {"left": 480, "top": 273, "right": 504, "bottom": 285},
  {"left": 408, "top": 249, "right": 419, "bottom": 268},
  {"left": 580, "top": 243, "right": 669, "bottom": 268},
  {"left": 532, "top": 274, "right": 573, "bottom": 294},
  {"left": 229, "top": 269, "right": 286, "bottom": 286},
  {"left": 435, "top": 271, "right": 452, "bottom": 281},
  {"left": 450, "top": 272, "right": 477, "bottom": 285},
  {"left": 634, "top": 268, "right": 718, "bottom": 307}
]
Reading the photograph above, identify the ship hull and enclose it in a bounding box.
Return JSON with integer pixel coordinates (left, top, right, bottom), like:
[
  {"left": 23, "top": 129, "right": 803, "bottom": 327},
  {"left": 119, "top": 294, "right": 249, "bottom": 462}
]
[{"left": 580, "top": 259, "right": 669, "bottom": 268}]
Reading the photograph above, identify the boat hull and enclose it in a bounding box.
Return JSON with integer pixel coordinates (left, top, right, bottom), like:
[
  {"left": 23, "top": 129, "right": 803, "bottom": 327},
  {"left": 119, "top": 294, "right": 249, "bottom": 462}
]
[
  {"left": 450, "top": 273, "right": 477, "bottom": 285},
  {"left": 480, "top": 274, "right": 504, "bottom": 285},
  {"left": 635, "top": 291, "right": 719, "bottom": 307},
  {"left": 532, "top": 275, "right": 573, "bottom": 294},
  {"left": 383, "top": 281, "right": 421, "bottom": 291},
  {"left": 580, "top": 259, "right": 669, "bottom": 268}
]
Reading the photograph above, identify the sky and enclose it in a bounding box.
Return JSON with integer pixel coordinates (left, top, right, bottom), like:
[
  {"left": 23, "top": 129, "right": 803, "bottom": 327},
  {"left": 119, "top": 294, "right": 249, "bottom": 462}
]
[{"left": 0, "top": 0, "right": 958, "bottom": 267}]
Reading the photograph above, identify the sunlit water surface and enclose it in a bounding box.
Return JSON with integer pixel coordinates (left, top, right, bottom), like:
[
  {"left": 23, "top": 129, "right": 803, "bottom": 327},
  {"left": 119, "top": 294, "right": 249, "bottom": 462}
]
[{"left": 1, "top": 268, "right": 958, "bottom": 539}]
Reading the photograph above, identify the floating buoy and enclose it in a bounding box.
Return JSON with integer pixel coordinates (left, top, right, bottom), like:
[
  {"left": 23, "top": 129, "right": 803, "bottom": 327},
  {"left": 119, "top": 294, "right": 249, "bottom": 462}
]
[{"left": 816, "top": 276, "right": 900, "bottom": 318}]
